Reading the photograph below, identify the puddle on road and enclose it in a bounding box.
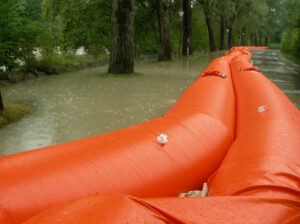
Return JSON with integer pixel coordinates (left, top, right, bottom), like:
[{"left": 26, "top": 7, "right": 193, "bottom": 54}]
[{"left": 252, "top": 49, "right": 300, "bottom": 109}]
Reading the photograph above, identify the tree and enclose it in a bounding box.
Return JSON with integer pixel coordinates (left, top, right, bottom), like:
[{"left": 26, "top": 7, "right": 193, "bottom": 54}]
[
  {"left": 182, "top": 0, "right": 192, "bottom": 55},
  {"left": 241, "top": 26, "right": 246, "bottom": 45},
  {"left": 0, "top": 0, "right": 43, "bottom": 72},
  {"left": 42, "top": 0, "right": 111, "bottom": 56},
  {"left": 135, "top": 0, "right": 158, "bottom": 56},
  {"left": 280, "top": 0, "right": 300, "bottom": 58},
  {"left": 157, "top": 0, "right": 171, "bottom": 60},
  {"left": 265, "top": 0, "right": 286, "bottom": 44},
  {"left": 219, "top": 0, "right": 226, "bottom": 50},
  {"left": 226, "top": 0, "right": 240, "bottom": 49},
  {"left": 0, "top": 0, "right": 23, "bottom": 71},
  {"left": 198, "top": 0, "right": 216, "bottom": 52},
  {"left": 108, "top": 0, "right": 135, "bottom": 74},
  {"left": 0, "top": 89, "right": 3, "bottom": 111}
]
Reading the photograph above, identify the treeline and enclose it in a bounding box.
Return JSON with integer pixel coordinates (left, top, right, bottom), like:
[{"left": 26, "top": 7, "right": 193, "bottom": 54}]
[
  {"left": 0, "top": 0, "right": 299, "bottom": 75},
  {"left": 0, "top": 0, "right": 300, "bottom": 70},
  {"left": 0, "top": 0, "right": 299, "bottom": 111},
  {"left": 280, "top": 0, "right": 300, "bottom": 60}
]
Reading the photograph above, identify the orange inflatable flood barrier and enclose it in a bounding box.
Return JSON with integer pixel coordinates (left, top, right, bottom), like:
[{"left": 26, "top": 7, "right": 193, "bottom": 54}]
[
  {"left": 1, "top": 46, "right": 300, "bottom": 223},
  {"left": 207, "top": 52, "right": 300, "bottom": 201},
  {"left": 0, "top": 52, "right": 239, "bottom": 223},
  {"left": 24, "top": 194, "right": 300, "bottom": 224}
]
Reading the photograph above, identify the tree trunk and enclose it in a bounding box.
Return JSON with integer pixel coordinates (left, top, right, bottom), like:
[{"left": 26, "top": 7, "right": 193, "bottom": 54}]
[
  {"left": 0, "top": 89, "right": 4, "bottom": 111},
  {"left": 108, "top": 0, "right": 135, "bottom": 74},
  {"left": 258, "top": 32, "right": 262, "bottom": 46},
  {"left": 157, "top": 0, "right": 171, "bottom": 61},
  {"left": 241, "top": 26, "right": 246, "bottom": 46},
  {"left": 254, "top": 32, "right": 258, "bottom": 46},
  {"left": 182, "top": 0, "right": 192, "bottom": 55},
  {"left": 220, "top": 14, "right": 225, "bottom": 50},
  {"left": 265, "top": 36, "right": 268, "bottom": 46},
  {"left": 227, "top": 16, "right": 234, "bottom": 49},
  {"left": 219, "top": 0, "right": 225, "bottom": 50},
  {"left": 202, "top": 6, "right": 216, "bottom": 52}
]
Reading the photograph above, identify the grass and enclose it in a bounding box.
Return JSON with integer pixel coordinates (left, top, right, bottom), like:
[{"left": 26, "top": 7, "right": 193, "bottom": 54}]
[
  {"left": 0, "top": 81, "right": 10, "bottom": 87},
  {"left": 281, "top": 52, "right": 300, "bottom": 65},
  {"left": 0, "top": 103, "right": 32, "bottom": 128}
]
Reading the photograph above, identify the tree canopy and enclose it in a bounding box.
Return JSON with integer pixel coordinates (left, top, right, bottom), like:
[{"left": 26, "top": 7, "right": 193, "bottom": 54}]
[{"left": 0, "top": 0, "right": 299, "bottom": 73}]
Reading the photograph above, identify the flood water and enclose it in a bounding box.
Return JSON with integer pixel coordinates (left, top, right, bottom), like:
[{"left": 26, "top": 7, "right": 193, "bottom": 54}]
[
  {"left": 0, "top": 53, "right": 220, "bottom": 156},
  {"left": 1, "top": 50, "right": 299, "bottom": 156},
  {"left": 251, "top": 49, "right": 300, "bottom": 108}
]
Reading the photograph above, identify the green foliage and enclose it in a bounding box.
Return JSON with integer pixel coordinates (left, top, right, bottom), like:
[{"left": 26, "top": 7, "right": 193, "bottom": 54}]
[
  {"left": 135, "top": 1, "right": 158, "bottom": 55},
  {"left": 19, "top": 22, "right": 43, "bottom": 72},
  {"left": 0, "top": 42, "right": 22, "bottom": 71},
  {"left": 0, "top": 103, "right": 32, "bottom": 128},
  {"left": 43, "top": 0, "right": 111, "bottom": 56},
  {"left": 269, "top": 43, "right": 280, "bottom": 49},
  {"left": 280, "top": 0, "right": 300, "bottom": 59},
  {"left": 1, "top": 0, "right": 299, "bottom": 73},
  {"left": 192, "top": 4, "right": 210, "bottom": 51},
  {"left": 281, "top": 28, "right": 300, "bottom": 57},
  {"left": 0, "top": 0, "right": 44, "bottom": 72},
  {"left": 0, "top": 0, "right": 24, "bottom": 70}
]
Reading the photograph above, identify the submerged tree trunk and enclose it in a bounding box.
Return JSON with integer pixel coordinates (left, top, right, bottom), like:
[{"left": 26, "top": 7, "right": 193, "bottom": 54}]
[
  {"left": 182, "top": 0, "right": 192, "bottom": 55},
  {"left": 0, "top": 89, "right": 4, "bottom": 111},
  {"left": 258, "top": 31, "right": 262, "bottom": 46},
  {"left": 241, "top": 26, "right": 246, "bottom": 46},
  {"left": 265, "top": 36, "right": 268, "bottom": 46},
  {"left": 157, "top": 0, "right": 171, "bottom": 61},
  {"left": 251, "top": 33, "right": 254, "bottom": 45},
  {"left": 108, "top": 0, "right": 135, "bottom": 74},
  {"left": 254, "top": 32, "right": 258, "bottom": 46},
  {"left": 202, "top": 6, "right": 216, "bottom": 52}
]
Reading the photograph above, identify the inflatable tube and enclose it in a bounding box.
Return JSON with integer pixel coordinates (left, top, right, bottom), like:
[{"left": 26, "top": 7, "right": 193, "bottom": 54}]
[
  {"left": 23, "top": 46, "right": 300, "bottom": 224},
  {"left": 3, "top": 46, "right": 299, "bottom": 224},
  {"left": 24, "top": 194, "right": 300, "bottom": 224},
  {"left": 0, "top": 54, "right": 237, "bottom": 223},
  {"left": 207, "top": 53, "right": 300, "bottom": 201}
]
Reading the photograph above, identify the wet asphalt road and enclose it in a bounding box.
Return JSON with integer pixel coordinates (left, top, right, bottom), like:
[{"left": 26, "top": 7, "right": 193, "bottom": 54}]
[{"left": 251, "top": 49, "right": 300, "bottom": 109}]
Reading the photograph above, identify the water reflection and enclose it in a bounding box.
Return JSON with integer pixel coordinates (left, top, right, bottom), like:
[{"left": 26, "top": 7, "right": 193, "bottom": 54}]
[
  {"left": 0, "top": 53, "right": 221, "bottom": 156},
  {"left": 251, "top": 49, "right": 300, "bottom": 109}
]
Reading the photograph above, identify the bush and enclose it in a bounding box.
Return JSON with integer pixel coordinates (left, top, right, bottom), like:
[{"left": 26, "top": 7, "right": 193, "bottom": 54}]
[{"left": 269, "top": 43, "right": 280, "bottom": 49}]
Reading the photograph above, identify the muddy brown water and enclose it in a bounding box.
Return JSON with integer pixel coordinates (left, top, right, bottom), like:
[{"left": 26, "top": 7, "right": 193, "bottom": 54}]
[
  {"left": 0, "top": 53, "right": 220, "bottom": 156},
  {"left": 0, "top": 50, "right": 299, "bottom": 156}
]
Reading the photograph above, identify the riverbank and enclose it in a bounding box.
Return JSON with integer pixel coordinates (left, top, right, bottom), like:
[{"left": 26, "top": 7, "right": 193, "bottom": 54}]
[
  {"left": 0, "top": 103, "right": 32, "bottom": 128},
  {"left": 0, "top": 51, "right": 223, "bottom": 86},
  {"left": 281, "top": 52, "right": 300, "bottom": 65},
  {"left": 0, "top": 54, "right": 109, "bottom": 84}
]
